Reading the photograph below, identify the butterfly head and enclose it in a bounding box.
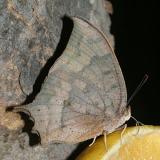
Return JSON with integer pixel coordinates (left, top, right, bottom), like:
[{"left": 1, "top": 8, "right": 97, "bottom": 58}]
[
  {"left": 117, "top": 105, "right": 131, "bottom": 127},
  {"left": 104, "top": 106, "right": 131, "bottom": 134},
  {"left": 122, "top": 105, "right": 131, "bottom": 121}
]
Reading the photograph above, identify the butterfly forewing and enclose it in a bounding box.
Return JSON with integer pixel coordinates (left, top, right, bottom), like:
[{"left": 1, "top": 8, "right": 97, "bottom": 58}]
[{"left": 20, "top": 17, "right": 128, "bottom": 144}]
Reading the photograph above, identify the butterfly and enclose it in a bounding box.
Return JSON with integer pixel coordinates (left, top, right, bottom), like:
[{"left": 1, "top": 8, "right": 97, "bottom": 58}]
[{"left": 14, "top": 17, "right": 131, "bottom": 145}]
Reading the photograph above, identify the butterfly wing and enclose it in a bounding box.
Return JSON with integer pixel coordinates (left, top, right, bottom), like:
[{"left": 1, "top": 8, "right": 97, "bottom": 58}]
[{"left": 21, "top": 17, "right": 127, "bottom": 144}]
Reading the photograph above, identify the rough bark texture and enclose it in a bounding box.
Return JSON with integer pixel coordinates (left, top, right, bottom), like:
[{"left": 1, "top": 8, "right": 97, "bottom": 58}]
[{"left": 0, "top": 0, "right": 113, "bottom": 159}]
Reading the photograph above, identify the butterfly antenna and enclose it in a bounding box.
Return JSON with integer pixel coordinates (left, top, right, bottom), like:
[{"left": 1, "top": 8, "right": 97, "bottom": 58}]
[{"left": 127, "top": 74, "right": 148, "bottom": 106}]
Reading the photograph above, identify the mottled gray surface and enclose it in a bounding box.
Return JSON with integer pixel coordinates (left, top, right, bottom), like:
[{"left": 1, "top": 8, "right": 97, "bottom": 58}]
[
  {"left": 0, "top": 128, "right": 76, "bottom": 160},
  {"left": 0, "top": 0, "right": 112, "bottom": 106},
  {"left": 0, "top": 0, "right": 113, "bottom": 159}
]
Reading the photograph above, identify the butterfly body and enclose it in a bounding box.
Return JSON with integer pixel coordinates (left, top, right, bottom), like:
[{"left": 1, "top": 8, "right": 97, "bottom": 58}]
[{"left": 15, "top": 17, "right": 131, "bottom": 145}]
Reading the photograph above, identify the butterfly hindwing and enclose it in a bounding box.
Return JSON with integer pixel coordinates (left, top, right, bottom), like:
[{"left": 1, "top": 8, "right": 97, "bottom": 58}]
[{"left": 19, "top": 17, "right": 128, "bottom": 144}]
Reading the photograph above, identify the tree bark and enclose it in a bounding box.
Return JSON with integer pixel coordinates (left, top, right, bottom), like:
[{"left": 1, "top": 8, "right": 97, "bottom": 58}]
[{"left": 0, "top": 0, "right": 113, "bottom": 159}]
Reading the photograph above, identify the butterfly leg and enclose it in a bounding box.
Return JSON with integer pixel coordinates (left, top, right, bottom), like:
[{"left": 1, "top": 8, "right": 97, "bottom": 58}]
[
  {"left": 103, "top": 131, "right": 107, "bottom": 150},
  {"left": 120, "top": 123, "right": 127, "bottom": 146},
  {"left": 89, "top": 136, "right": 97, "bottom": 147},
  {"left": 120, "top": 124, "right": 131, "bottom": 155},
  {"left": 89, "top": 131, "right": 108, "bottom": 150},
  {"left": 131, "top": 116, "right": 144, "bottom": 136}
]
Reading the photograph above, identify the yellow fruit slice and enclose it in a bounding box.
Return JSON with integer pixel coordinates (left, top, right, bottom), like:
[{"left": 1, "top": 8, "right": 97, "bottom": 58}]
[{"left": 76, "top": 125, "right": 160, "bottom": 160}]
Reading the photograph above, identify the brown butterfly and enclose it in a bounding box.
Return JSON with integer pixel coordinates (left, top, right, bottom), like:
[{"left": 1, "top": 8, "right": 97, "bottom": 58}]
[{"left": 14, "top": 17, "right": 131, "bottom": 145}]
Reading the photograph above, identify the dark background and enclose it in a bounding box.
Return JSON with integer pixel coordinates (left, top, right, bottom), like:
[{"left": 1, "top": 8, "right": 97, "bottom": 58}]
[
  {"left": 70, "top": 1, "right": 159, "bottom": 159},
  {"left": 110, "top": 0, "right": 159, "bottom": 125}
]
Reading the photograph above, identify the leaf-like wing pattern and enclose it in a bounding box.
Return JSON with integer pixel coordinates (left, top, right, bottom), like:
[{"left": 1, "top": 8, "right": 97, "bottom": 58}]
[{"left": 17, "top": 17, "right": 130, "bottom": 144}]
